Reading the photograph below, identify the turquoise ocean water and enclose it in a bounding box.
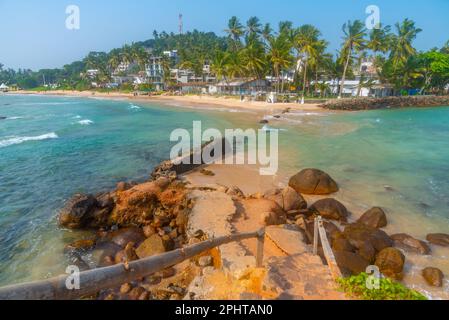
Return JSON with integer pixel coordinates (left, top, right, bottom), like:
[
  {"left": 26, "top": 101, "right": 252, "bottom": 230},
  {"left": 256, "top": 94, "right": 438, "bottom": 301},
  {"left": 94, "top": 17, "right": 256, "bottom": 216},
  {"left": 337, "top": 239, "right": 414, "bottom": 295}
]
[{"left": 0, "top": 94, "right": 448, "bottom": 297}]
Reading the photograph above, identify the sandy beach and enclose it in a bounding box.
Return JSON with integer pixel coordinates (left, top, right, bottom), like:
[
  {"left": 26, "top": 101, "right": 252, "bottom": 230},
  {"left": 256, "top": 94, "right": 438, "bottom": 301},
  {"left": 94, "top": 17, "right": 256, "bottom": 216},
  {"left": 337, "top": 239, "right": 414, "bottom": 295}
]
[{"left": 7, "top": 90, "right": 324, "bottom": 114}]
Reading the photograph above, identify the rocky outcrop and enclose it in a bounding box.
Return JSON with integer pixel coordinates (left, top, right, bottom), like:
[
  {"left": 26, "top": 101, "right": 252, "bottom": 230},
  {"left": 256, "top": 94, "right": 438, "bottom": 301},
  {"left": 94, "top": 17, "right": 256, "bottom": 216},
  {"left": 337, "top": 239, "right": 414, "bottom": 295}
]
[
  {"left": 357, "top": 207, "right": 387, "bottom": 229},
  {"left": 151, "top": 138, "right": 232, "bottom": 180},
  {"left": 426, "top": 233, "right": 449, "bottom": 247},
  {"left": 289, "top": 169, "right": 339, "bottom": 195},
  {"left": 264, "top": 187, "right": 307, "bottom": 213},
  {"left": 375, "top": 247, "right": 405, "bottom": 280},
  {"left": 309, "top": 198, "right": 348, "bottom": 222},
  {"left": 334, "top": 251, "right": 370, "bottom": 276},
  {"left": 58, "top": 194, "right": 99, "bottom": 229},
  {"left": 391, "top": 234, "right": 431, "bottom": 255},
  {"left": 343, "top": 223, "right": 393, "bottom": 253},
  {"left": 321, "top": 96, "right": 449, "bottom": 111},
  {"left": 135, "top": 234, "right": 166, "bottom": 259},
  {"left": 422, "top": 267, "right": 444, "bottom": 287},
  {"left": 109, "top": 179, "right": 189, "bottom": 227}
]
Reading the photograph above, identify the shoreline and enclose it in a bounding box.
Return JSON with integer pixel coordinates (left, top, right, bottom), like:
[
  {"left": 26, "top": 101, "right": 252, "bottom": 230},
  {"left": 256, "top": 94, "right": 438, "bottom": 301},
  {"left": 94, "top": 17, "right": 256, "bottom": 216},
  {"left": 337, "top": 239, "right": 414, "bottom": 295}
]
[{"left": 5, "top": 90, "right": 324, "bottom": 114}]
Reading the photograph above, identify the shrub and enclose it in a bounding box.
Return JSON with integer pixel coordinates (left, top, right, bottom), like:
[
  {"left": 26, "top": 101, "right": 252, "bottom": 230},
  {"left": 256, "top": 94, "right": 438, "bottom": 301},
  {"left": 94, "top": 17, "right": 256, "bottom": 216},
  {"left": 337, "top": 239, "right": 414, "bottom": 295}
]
[{"left": 337, "top": 273, "right": 427, "bottom": 300}]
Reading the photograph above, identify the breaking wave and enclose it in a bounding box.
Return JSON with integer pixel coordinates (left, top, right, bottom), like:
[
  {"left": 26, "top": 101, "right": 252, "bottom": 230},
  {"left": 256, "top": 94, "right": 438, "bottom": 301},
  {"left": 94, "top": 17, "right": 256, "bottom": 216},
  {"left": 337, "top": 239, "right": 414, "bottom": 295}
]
[{"left": 0, "top": 133, "right": 58, "bottom": 148}]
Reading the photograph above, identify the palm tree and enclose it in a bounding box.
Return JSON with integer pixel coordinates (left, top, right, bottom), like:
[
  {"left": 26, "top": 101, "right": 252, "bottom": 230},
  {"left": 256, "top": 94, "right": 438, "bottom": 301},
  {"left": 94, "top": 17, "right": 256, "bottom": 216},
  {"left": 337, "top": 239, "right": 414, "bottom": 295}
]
[
  {"left": 226, "top": 52, "right": 244, "bottom": 79},
  {"left": 390, "top": 19, "right": 422, "bottom": 70},
  {"left": 262, "top": 23, "right": 273, "bottom": 46},
  {"left": 338, "top": 20, "right": 367, "bottom": 99},
  {"left": 133, "top": 46, "right": 150, "bottom": 72},
  {"left": 211, "top": 51, "right": 230, "bottom": 83},
  {"left": 267, "top": 35, "right": 293, "bottom": 93},
  {"left": 246, "top": 17, "right": 262, "bottom": 36},
  {"left": 241, "top": 36, "right": 266, "bottom": 79},
  {"left": 225, "top": 16, "right": 244, "bottom": 51},
  {"left": 108, "top": 50, "right": 121, "bottom": 74},
  {"left": 295, "top": 25, "right": 325, "bottom": 103},
  {"left": 367, "top": 24, "right": 392, "bottom": 55},
  {"left": 160, "top": 55, "right": 171, "bottom": 90}
]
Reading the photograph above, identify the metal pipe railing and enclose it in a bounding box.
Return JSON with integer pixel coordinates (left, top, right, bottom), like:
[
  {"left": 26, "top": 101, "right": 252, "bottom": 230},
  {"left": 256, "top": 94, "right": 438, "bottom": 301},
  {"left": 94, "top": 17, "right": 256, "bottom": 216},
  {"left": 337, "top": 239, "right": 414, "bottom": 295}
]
[
  {"left": 0, "top": 228, "right": 266, "bottom": 300},
  {"left": 313, "top": 216, "right": 342, "bottom": 280}
]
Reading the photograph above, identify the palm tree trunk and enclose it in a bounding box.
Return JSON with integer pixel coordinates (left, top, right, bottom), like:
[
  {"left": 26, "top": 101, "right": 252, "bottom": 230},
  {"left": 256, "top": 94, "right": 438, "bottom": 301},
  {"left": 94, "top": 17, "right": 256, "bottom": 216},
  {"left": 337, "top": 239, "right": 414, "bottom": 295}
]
[
  {"left": 339, "top": 49, "right": 351, "bottom": 99},
  {"left": 301, "top": 60, "right": 308, "bottom": 104}
]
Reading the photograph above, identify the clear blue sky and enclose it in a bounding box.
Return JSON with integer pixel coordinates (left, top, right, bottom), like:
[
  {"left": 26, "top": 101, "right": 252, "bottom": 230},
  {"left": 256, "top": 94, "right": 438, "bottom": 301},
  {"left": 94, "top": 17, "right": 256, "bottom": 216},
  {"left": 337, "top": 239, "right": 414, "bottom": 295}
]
[{"left": 1, "top": 0, "right": 448, "bottom": 70}]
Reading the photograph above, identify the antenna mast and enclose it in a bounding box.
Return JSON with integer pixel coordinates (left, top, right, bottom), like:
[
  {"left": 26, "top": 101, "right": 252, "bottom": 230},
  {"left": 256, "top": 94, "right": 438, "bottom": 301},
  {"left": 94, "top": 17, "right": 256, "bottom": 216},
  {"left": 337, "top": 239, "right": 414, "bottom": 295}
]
[{"left": 179, "top": 14, "right": 183, "bottom": 35}]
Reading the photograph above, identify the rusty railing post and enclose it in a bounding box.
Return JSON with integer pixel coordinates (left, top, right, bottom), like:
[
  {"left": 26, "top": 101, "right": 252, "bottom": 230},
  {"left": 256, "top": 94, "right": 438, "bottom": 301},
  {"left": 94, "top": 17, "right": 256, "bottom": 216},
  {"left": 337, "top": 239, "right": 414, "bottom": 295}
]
[{"left": 256, "top": 228, "right": 266, "bottom": 268}]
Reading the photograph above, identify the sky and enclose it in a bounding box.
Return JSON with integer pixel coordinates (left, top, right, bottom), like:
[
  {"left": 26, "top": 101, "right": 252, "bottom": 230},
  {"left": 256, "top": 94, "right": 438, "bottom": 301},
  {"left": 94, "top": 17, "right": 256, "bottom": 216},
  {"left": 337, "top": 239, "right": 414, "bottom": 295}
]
[{"left": 1, "top": 0, "right": 448, "bottom": 70}]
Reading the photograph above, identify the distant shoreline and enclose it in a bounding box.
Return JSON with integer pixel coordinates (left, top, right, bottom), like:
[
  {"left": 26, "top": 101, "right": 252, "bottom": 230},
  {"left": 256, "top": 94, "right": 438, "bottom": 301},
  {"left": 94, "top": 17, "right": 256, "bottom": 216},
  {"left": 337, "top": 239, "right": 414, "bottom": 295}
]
[{"left": 5, "top": 90, "right": 324, "bottom": 114}]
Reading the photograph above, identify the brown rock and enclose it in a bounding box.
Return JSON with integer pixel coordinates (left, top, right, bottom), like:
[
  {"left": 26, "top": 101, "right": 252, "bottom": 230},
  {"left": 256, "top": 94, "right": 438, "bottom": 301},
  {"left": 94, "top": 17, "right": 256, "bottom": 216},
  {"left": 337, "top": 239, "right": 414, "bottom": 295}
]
[
  {"left": 58, "top": 194, "right": 97, "bottom": 229},
  {"left": 422, "top": 267, "right": 444, "bottom": 287},
  {"left": 120, "top": 283, "right": 132, "bottom": 294},
  {"left": 344, "top": 223, "right": 393, "bottom": 253},
  {"left": 357, "top": 207, "right": 387, "bottom": 228},
  {"left": 116, "top": 182, "right": 132, "bottom": 192},
  {"left": 123, "top": 242, "right": 139, "bottom": 262},
  {"left": 135, "top": 234, "right": 166, "bottom": 259},
  {"left": 128, "top": 287, "right": 145, "bottom": 300},
  {"left": 110, "top": 182, "right": 161, "bottom": 226},
  {"left": 282, "top": 187, "right": 307, "bottom": 212},
  {"left": 334, "top": 251, "right": 370, "bottom": 275},
  {"left": 109, "top": 228, "right": 145, "bottom": 248},
  {"left": 289, "top": 169, "right": 339, "bottom": 195},
  {"left": 426, "top": 233, "right": 449, "bottom": 247},
  {"left": 391, "top": 234, "right": 431, "bottom": 255},
  {"left": 333, "top": 238, "right": 356, "bottom": 252},
  {"left": 143, "top": 225, "right": 156, "bottom": 238},
  {"left": 310, "top": 198, "right": 349, "bottom": 222},
  {"left": 375, "top": 247, "right": 405, "bottom": 280}
]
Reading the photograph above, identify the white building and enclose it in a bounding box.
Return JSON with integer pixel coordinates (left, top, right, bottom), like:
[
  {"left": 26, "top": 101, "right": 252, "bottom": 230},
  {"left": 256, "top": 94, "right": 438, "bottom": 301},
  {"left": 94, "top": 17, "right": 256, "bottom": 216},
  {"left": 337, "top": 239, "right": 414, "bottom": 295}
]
[
  {"left": 0, "top": 83, "right": 9, "bottom": 92},
  {"left": 313, "top": 79, "right": 380, "bottom": 97}
]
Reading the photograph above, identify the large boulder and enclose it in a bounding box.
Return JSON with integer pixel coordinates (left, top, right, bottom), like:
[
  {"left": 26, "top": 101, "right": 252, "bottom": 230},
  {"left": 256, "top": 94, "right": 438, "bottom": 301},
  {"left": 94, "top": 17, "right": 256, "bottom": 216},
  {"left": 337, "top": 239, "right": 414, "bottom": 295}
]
[
  {"left": 135, "top": 234, "right": 166, "bottom": 259},
  {"left": 282, "top": 187, "right": 307, "bottom": 212},
  {"left": 426, "top": 233, "right": 449, "bottom": 247},
  {"left": 422, "top": 267, "right": 444, "bottom": 287},
  {"left": 375, "top": 247, "right": 405, "bottom": 280},
  {"left": 109, "top": 228, "right": 145, "bottom": 248},
  {"left": 343, "top": 223, "right": 393, "bottom": 253},
  {"left": 357, "top": 207, "right": 387, "bottom": 229},
  {"left": 110, "top": 182, "right": 160, "bottom": 226},
  {"left": 391, "top": 234, "right": 431, "bottom": 255},
  {"left": 59, "top": 194, "right": 97, "bottom": 229},
  {"left": 334, "top": 251, "right": 370, "bottom": 276},
  {"left": 309, "top": 199, "right": 349, "bottom": 222},
  {"left": 288, "top": 169, "right": 339, "bottom": 195}
]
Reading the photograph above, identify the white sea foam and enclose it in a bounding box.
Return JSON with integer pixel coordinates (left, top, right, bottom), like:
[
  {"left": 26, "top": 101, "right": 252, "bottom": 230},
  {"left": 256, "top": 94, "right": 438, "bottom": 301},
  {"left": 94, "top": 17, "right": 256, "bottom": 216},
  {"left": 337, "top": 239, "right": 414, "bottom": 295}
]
[
  {"left": 261, "top": 124, "right": 287, "bottom": 132},
  {"left": 0, "top": 133, "right": 58, "bottom": 148},
  {"left": 73, "top": 115, "right": 82, "bottom": 119},
  {"left": 78, "top": 119, "right": 94, "bottom": 125},
  {"left": 129, "top": 104, "right": 142, "bottom": 110},
  {"left": 6, "top": 116, "right": 25, "bottom": 120}
]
